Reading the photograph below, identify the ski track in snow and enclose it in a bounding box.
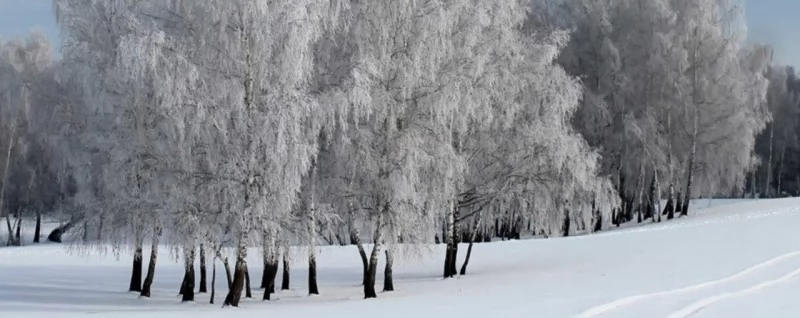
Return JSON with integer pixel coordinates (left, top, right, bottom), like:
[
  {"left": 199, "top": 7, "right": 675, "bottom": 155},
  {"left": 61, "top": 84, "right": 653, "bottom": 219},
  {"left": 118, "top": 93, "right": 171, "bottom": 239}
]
[
  {"left": 575, "top": 250, "right": 800, "bottom": 318},
  {"left": 666, "top": 266, "right": 800, "bottom": 318}
]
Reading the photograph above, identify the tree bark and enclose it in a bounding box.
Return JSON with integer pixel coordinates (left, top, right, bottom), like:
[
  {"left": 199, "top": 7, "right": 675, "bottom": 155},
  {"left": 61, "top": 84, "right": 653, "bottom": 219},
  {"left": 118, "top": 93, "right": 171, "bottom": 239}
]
[
  {"left": 682, "top": 28, "right": 700, "bottom": 216},
  {"left": 383, "top": 249, "right": 394, "bottom": 292},
  {"left": 281, "top": 252, "right": 290, "bottom": 290},
  {"left": 140, "top": 226, "right": 161, "bottom": 298},
  {"left": 0, "top": 113, "right": 18, "bottom": 246},
  {"left": 307, "top": 161, "right": 319, "bottom": 295},
  {"left": 777, "top": 146, "right": 786, "bottom": 196},
  {"left": 260, "top": 252, "right": 269, "bottom": 289},
  {"left": 223, "top": 257, "right": 233, "bottom": 289},
  {"left": 592, "top": 199, "right": 602, "bottom": 232},
  {"left": 443, "top": 201, "right": 458, "bottom": 278},
  {"left": 210, "top": 259, "right": 216, "bottom": 304},
  {"left": 198, "top": 244, "right": 208, "bottom": 293},
  {"left": 223, "top": 237, "right": 247, "bottom": 307},
  {"left": 654, "top": 166, "right": 662, "bottom": 223},
  {"left": 47, "top": 222, "right": 73, "bottom": 243},
  {"left": 268, "top": 257, "right": 278, "bottom": 294},
  {"left": 308, "top": 250, "right": 318, "bottom": 295},
  {"left": 364, "top": 212, "right": 384, "bottom": 299},
  {"left": 364, "top": 243, "right": 381, "bottom": 298},
  {"left": 262, "top": 256, "right": 279, "bottom": 300},
  {"left": 350, "top": 209, "right": 369, "bottom": 286},
  {"left": 664, "top": 106, "right": 676, "bottom": 220},
  {"left": 244, "top": 264, "right": 252, "bottom": 298},
  {"left": 460, "top": 212, "right": 481, "bottom": 275},
  {"left": 33, "top": 211, "right": 41, "bottom": 243},
  {"left": 765, "top": 122, "right": 775, "bottom": 197},
  {"left": 180, "top": 247, "right": 196, "bottom": 302},
  {"left": 665, "top": 182, "right": 675, "bottom": 220},
  {"left": 129, "top": 237, "right": 143, "bottom": 292},
  {"left": 14, "top": 217, "right": 21, "bottom": 244}
]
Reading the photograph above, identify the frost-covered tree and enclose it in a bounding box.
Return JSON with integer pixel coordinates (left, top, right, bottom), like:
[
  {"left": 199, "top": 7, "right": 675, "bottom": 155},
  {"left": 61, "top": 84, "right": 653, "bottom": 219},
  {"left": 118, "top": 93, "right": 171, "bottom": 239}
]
[{"left": 0, "top": 31, "right": 57, "bottom": 246}]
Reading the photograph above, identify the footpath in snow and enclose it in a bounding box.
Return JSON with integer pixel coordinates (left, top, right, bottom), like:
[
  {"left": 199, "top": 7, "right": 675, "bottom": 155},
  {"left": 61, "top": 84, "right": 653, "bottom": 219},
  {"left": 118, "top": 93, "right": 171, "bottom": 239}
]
[{"left": 2, "top": 198, "right": 800, "bottom": 318}]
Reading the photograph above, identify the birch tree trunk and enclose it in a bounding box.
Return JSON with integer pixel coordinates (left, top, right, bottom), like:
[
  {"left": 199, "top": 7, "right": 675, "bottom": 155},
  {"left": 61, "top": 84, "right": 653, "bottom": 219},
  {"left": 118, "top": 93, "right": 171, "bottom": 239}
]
[
  {"left": 129, "top": 233, "right": 143, "bottom": 292},
  {"left": 764, "top": 122, "right": 774, "bottom": 197},
  {"left": 198, "top": 244, "right": 208, "bottom": 293},
  {"left": 443, "top": 201, "right": 458, "bottom": 278},
  {"left": 308, "top": 160, "right": 319, "bottom": 295},
  {"left": 180, "top": 246, "right": 196, "bottom": 302},
  {"left": 33, "top": 210, "right": 41, "bottom": 243},
  {"left": 665, "top": 110, "right": 676, "bottom": 220},
  {"left": 244, "top": 264, "right": 252, "bottom": 298},
  {"left": 654, "top": 166, "right": 662, "bottom": 223},
  {"left": 460, "top": 211, "right": 482, "bottom": 275},
  {"left": 382, "top": 248, "right": 394, "bottom": 292},
  {"left": 682, "top": 28, "right": 700, "bottom": 216},
  {"left": 1, "top": 114, "right": 19, "bottom": 246},
  {"left": 223, "top": 234, "right": 248, "bottom": 307},
  {"left": 223, "top": 257, "right": 232, "bottom": 289},
  {"left": 140, "top": 226, "right": 161, "bottom": 298},
  {"left": 350, "top": 220, "right": 369, "bottom": 286},
  {"left": 364, "top": 212, "right": 384, "bottom": 299},
  {"left": 262, "top": 239, "right": 279, "bottom": 300},
  {"left": 777, "top": 145, "right": 786, "bottom": 196},
  {"left": 281, "top": 252, "right": 290, "bottom": 290},
  {"left": 210, "top": 259, "right": 216, "bottom": 304},
  {"left": 636, "top": 162, "right": 645, "bottom": 223}
]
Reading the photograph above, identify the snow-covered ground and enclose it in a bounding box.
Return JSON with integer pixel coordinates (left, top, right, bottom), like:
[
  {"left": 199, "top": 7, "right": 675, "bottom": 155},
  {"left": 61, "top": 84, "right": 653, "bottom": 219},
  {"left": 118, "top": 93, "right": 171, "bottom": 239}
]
[{"left": 1, "top": 198, "right": 799, "bottom": 318}]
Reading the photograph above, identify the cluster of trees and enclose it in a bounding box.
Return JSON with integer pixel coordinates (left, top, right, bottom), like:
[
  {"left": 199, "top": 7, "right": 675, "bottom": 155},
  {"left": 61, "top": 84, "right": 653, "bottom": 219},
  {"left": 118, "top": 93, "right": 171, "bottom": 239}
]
[
  {"left": 0, "top": 0, "right": 785, "bottom": 307},
  {"left": 751, "top": 66, "right": 800, "bottom": 197},
  {"left": 0, "top": 32, "right": 66, "bottom": 246}
]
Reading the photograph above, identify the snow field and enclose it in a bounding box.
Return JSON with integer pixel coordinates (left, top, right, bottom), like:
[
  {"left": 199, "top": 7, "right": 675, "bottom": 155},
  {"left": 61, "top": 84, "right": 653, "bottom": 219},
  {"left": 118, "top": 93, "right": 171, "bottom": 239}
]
[{"left": 1, "top": 198, "right": 799, "bottom": 317}]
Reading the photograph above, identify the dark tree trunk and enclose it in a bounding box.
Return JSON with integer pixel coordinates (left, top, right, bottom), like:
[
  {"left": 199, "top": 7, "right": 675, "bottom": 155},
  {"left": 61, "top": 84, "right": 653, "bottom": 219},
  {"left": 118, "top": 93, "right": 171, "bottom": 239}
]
[
  {"left": 244, "top": 264, "right": 252, "bottom": 298},
  {"left": 47, "top": 222, "right": 73, "bottom": 243},
  {"left": 210, "top": 260, "right": 216, "bottom": 304},
  {"left": 262, "top": 256, "right": 279, "bottom": 300},
  {"left": 364, "top": 244, "right": 381, "bottom": 298},
  {"left": 260, "top": 253, "right": 269, "bottom": 289},
  {"left": 675, "top": 192, "right": 683, "bottom": 215},
  {"left": 180, "top": 247, "right": 196, "bottom": 302},
  {"left": 281, "top": 253, "right": 290, "bottom": 290},
  {"left": 592, "top": 199, "right": 602, "bottom": 232},
  {"left": 199, "top": 244, "right": 208, "bottom": 293},
  {"left": 460, "top": 213, "right": 481, "bottom": 276},
  {"left": 616, "top": 172, "right": 627, "bottom": 226},
  {"left": 223, "top": 242, "right": 247, "bottom": 307},
  {"left": 664, "top": 196, "right": 675, "bottom": 220},
  {"left": 268, "top": 258, "right": 278, "bottom": 294},
  {"left": 308, "top": 251, "right": 319, "bottom": 295},
  {"left": 223, "top": 257, "right": 233, "bottom": 289},
  {"left": 383, "top": 249, "right": 394, "bottom": 292},
  {"left": 562, "top": 208, "right": 571, "bottom": 237},
  {"left": 351, "top": 230, "right": 369, "bottom": 286},
  {"left": 649, "top": 174, "right": 658, "bottom": 222},
  {"left": 140, "top": 228, "right": 161, "bottom": 298},
  {"left": 443, "top": 204, "right": 459, "bottom": 278},
  {"left": 129, "top": 243, "right": 143, "bottom": 292},
  {"left": 33, "top": 211, "right": 41, "bottom": 243},
  {"left": 14, "top": 217, "right": 21, "bottom": 243}
]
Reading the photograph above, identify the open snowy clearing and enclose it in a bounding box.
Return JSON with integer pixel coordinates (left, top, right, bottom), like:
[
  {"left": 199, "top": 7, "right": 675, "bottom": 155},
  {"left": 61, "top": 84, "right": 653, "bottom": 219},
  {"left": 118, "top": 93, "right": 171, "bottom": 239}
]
[{"left": 2, "top": 198, "right": 800, "bottom": 318}]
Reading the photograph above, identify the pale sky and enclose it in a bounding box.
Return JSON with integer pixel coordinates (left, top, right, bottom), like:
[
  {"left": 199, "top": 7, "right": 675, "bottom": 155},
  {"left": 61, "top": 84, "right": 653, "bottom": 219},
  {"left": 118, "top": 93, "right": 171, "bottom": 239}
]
[{"left": 0, "top": 0, "right": 798, "bottom": 67}]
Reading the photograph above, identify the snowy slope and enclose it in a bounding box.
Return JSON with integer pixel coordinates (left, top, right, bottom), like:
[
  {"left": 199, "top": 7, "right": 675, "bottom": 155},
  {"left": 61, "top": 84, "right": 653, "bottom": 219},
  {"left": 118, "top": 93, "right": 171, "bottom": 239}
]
[{"left": 2, "top": 198, "right": 800, "bottom": 318}]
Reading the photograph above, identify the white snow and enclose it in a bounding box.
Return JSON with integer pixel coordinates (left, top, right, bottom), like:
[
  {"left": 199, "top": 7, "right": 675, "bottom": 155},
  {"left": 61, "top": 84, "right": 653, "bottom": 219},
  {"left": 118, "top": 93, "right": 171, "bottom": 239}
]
[{"left": 2, "top": 198, "right": 800, "bottom": 318}]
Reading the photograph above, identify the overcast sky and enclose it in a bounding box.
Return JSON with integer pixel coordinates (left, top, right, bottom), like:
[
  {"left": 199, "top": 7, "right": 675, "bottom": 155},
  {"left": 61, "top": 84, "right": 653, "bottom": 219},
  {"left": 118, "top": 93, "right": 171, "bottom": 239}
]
[{"left": 0, "top": 0, "right": 798, "bottom": 67}]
